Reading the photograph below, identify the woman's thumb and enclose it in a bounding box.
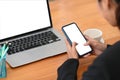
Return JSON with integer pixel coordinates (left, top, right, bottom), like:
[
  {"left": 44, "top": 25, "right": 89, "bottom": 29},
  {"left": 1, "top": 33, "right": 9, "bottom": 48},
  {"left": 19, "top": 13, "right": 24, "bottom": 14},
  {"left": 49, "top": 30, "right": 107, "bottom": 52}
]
[{"left": 72, "top": 42, "right": 78, "bottom": 47}]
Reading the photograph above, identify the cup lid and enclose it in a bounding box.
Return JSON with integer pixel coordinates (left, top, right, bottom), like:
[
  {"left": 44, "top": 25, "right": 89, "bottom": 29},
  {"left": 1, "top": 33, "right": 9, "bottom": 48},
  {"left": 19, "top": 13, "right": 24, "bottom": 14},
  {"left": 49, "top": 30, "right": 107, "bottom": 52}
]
[{"left": 84, "top": 29, "right": 102, "bottom": 38}]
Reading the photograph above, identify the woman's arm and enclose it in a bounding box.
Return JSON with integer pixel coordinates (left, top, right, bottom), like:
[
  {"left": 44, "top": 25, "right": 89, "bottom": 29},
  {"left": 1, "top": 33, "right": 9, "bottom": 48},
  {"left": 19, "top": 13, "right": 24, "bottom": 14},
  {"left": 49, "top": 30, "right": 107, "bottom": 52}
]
[
  {"left": 57, "top": 40, "right": 79, "bottom": 80},
  {"left": 57, "top": 59, "right": 79, "bottom": 80},
  {"left": 57, "top": 38, "right": 110, "bottom": 80}
]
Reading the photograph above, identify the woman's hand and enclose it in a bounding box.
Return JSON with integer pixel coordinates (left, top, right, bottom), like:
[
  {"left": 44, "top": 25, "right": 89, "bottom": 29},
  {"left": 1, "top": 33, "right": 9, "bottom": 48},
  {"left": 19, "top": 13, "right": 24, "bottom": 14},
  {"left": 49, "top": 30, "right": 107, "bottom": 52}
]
[
  {"left": 84, "top": 35, "right": 107, "bottom": 56},
  {"left": 65, "top": 35, "right": 107, "bottom": 59},
  {"left": 65, "top": 39, "right": 79, "bottom": 59}
]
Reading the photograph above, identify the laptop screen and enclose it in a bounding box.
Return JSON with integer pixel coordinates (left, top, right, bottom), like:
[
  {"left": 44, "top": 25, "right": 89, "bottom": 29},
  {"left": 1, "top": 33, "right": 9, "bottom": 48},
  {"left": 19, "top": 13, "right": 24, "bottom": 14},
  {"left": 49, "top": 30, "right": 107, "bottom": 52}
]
[{"left": 0, "top": 0, "right": 51, "bottom": 40}]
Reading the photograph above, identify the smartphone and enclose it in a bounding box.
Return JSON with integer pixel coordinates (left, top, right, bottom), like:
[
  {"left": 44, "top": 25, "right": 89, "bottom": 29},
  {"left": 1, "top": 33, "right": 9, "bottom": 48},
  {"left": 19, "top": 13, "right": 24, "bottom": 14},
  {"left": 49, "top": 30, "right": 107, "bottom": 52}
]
[{"left": 62, "top": 22, "right": 92, "bottom": 57}]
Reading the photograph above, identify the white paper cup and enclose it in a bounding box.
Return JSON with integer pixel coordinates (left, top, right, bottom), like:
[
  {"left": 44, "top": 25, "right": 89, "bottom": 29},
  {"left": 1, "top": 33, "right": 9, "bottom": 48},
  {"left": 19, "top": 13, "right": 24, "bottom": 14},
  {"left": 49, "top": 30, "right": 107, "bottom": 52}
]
[{"left": 84, "top": 29, "right": 103, "bottom": 42}]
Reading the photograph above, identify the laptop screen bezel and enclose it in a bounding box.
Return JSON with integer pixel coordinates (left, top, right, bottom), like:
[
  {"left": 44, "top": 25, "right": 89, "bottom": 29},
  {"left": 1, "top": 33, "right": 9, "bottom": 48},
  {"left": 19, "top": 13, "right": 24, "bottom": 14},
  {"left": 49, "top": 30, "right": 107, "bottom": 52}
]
[{"left": 0, "top": 0, "right": 53, "bottom": 42}]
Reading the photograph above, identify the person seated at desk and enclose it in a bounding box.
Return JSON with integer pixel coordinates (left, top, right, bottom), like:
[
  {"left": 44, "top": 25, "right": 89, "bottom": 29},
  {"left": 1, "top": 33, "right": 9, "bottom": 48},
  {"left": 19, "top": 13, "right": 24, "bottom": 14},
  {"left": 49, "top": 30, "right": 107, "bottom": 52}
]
[{"left": 57, "top": 0, "right": 120, "bottom": 80}]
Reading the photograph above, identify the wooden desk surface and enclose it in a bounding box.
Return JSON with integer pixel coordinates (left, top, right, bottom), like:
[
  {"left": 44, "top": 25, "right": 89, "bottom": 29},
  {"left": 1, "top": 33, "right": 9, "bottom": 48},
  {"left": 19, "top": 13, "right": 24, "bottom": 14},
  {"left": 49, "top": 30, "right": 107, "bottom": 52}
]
[{"left": 2, "top": 0, "right": 120, "bottom": 80}]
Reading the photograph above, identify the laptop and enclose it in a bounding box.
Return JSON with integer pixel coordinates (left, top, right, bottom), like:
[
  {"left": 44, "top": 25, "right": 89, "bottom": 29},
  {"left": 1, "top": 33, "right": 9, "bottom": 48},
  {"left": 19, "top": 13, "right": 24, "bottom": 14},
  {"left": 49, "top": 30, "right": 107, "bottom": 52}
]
[{"left": 0, "top": 0, "right": 66, "bottom": 67}]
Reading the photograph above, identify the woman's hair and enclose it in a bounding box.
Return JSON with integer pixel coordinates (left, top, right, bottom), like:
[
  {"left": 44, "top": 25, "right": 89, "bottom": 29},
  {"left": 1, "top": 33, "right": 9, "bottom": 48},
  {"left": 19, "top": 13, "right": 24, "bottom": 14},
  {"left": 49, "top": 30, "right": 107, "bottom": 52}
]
[
  {"left": 98, "top": 0, "right": 120, "bottom": 29},
  {"left": 115, "top": 0, "right": 120, "bottom": 29}
]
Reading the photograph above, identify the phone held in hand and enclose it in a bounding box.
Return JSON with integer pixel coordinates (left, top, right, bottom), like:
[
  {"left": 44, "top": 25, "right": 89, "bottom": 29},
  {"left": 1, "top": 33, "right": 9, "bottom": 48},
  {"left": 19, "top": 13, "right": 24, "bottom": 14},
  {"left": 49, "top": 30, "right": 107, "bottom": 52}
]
[{"left": 62, "top": 22, "right": 93, "bottom": 57}]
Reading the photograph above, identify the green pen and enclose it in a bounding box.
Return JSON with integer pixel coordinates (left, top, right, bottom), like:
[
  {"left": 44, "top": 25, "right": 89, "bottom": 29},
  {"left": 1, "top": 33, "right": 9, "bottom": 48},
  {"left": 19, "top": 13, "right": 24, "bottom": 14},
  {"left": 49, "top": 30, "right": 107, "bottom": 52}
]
[
  {"left": 1, "top": 46, "right": 9, "bottom": 58},
  {"left": 1, "top": 44, "right": 6, "bottom": 56},
  {"left": 0, "top": 48, "right": 2, "bottom": 58},
  {"left": 1, "top": 44, "right": 9, "bottom": 58},
  {"left": 0, "top": 44, "right": 5, "bottom": 58}
]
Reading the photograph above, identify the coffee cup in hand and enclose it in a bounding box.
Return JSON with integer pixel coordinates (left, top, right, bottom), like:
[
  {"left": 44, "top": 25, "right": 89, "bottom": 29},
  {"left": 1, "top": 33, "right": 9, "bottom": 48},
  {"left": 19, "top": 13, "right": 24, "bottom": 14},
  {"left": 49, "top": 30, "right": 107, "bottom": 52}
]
[{"left": 84, "top": 29, "right": 104, "bottom": 43}]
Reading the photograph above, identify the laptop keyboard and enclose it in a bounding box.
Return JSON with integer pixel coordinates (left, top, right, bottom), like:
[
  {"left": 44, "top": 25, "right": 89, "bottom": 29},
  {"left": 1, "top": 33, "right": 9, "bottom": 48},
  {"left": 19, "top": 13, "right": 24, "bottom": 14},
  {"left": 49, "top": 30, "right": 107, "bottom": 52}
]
[{"left": 2, "top": 31, "right": 61, "bottom": 55}]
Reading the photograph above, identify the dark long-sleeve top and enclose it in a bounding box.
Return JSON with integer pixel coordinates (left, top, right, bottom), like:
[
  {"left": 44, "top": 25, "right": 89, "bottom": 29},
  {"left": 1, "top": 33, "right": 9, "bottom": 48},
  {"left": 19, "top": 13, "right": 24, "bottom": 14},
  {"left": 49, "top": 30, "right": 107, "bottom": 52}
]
[{"left": 57, "top": 41, "right": 120, "bottom": 80}]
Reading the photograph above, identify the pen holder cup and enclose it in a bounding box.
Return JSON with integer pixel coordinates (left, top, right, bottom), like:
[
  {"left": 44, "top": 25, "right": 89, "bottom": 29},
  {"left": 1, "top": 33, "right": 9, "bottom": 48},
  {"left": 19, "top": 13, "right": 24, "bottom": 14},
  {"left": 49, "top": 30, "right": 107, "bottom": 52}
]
[{"left": 0, "top": 57, "right": 7, "bottom": 78}]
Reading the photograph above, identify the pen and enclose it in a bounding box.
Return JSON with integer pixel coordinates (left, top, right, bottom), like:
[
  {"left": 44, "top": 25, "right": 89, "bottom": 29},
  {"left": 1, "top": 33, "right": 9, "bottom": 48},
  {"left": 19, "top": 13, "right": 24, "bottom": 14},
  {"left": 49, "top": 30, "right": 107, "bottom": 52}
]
[
  {"left": 1, "top": 46, "right": 9, "bottom": 58},
  {"left": 0, "top": 44, "right": 9, "bottom": 58},
  {"left": 0, "top": 44, "right": 5, "bottom": 58},
  {"left": 1, "top": 44, "right": 6, "bottom": 56},
  {"left": 0, "top": 48, "right": 2, "bottom": 58}
]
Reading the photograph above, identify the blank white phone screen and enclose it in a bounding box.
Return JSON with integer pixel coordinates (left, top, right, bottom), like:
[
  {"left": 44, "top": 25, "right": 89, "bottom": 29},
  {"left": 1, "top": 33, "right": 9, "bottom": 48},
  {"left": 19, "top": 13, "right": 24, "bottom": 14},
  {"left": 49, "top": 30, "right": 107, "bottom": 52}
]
[{"left": 63, "top": 24, "right": 92, "bottom": 56}]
